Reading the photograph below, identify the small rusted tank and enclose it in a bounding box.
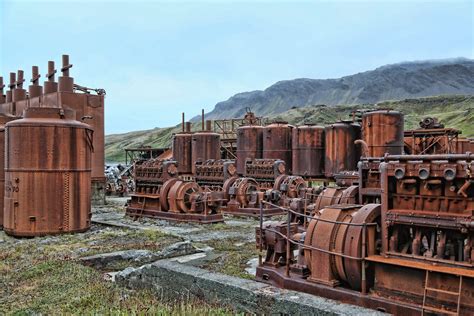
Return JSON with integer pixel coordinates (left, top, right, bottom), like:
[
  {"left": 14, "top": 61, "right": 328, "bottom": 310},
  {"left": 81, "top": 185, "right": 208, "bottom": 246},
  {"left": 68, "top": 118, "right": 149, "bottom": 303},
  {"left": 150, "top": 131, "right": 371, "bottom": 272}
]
[
  {"left": 191, "top": 124, "right": 221, "bottom": 174},
  {"left": 263, "top": 121, "right": 293, "bottom": 172},
  {"left": 236, "top": 125, "right": 263, "bottom": 175},
  {"left": 0, "top": 113, "right": 18, "bottom": 229},
  {"left": 292, "top": 124, "right": 325, "bottom": 177},
  {"left": 3, "top": 107, "right": 93, "bottom": 237},
  {"left": 362, "top": 110, "right": 404, "bottom": 157},
  {"left": 324, "top": 121, "right": 361, "bottom": 178},
  {"left": 172, "top": 122, "right": 193, "bottom": 174}
]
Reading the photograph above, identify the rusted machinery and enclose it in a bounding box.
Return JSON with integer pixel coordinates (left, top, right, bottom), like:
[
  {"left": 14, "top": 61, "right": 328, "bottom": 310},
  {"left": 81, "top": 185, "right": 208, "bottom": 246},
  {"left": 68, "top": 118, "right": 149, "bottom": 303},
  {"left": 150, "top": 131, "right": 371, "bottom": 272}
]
[
  {"left": 173, "top": 115, "right": 193, "bottom": 175},
  {"left": 243, "top": 158, "right": 286, "bottom": 190},
  {"left": 0, "top": 110, "right": 18, "bottom": 228},
  {"left": 3, "top": 107, "right": 93, "bottom": 237},
  {"left": 1, "top": 56, "right": 106, "bottom": 204},
  {"left": 292, "top": 124, "right": 325, "bottom": 178},
  {"left": 194, "top": 159, "right": 237, "bottom": 190},
  {"left": 236, "top": 123, "right": 264, "bottom": 175},
  {"left": 404, "top": 117, "right": 461, "bottom": 155},
  {"left": 324, "top": 121, "right": 361, "bottom": 178},
  {"left": 256, "top": 153, "right": 474, "bottom": 315},
  {"left": 191, "top": 120, "right": 221, "bottom": 174},
  {"left": 263, "top": 121, "right": 293, "bottom": 173},
  {"left": 126, "top": 158, "right": 224, "bottom": 223}
]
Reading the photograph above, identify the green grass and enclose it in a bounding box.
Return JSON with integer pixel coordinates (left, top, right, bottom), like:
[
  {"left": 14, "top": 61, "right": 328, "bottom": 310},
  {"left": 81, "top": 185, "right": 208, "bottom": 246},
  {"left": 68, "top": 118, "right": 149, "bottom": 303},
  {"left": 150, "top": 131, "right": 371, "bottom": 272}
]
[
  {"left": 0, "top": 227, "right": 234, "bottom": 314},
  {"left": 200, "top": 237, "right": 259, "bottom": 280},
  {"left": 105, "top": 95, "right": 474, "bottom": 163}
]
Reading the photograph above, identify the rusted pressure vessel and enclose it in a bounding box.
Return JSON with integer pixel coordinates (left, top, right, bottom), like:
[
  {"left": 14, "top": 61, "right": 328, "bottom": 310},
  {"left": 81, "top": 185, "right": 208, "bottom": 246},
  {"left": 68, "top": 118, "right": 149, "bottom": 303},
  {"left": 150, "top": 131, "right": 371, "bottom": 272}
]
[
  {"left": 236, "top": 125, "right": 263, "bottom": 175},
  {"left": 324, "top": 122, "right": 361, "bottom": 178},
  {"left": 172, "top": 123, "right": 193, "bottom": 174},
  {"left": 191, "top": 128, "right": 221, "bottom": 174},
  {"left": 0, "top": 114, "right": 18, "bottom": 229},
  {"left": 361, "top": 110, "right": 404, "bottom": 157},
  {"left": 263, "top": 121, "right": 293, "bottom": 172},
  {"left": 3, "top": 107, "right": 93, "bottom": 237},
  {"left": 292, "top": 124, "right": 325, "bottom": 177}
]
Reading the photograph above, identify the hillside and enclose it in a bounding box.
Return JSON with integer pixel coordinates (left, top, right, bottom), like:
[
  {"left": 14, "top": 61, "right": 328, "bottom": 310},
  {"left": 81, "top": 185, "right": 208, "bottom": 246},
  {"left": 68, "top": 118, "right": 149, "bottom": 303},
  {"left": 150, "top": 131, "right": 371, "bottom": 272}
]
[
  {"left": 106, "top": 95, "right": 474, "bottom": 162},
  {"left": 201, "top": 58, "right": 474, "bottom": 120}
]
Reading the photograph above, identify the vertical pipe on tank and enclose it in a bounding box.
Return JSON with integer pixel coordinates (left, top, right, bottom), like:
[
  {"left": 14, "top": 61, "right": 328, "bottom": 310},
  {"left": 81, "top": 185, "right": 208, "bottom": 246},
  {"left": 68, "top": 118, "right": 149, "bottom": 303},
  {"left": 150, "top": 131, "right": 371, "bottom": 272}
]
[
  {"left": 185, "top": 121, "right": 191, "bottom": 133},
  {"left": 12, "top": 70, "right": 26, "bottom": 102},
  {"left": 44, "top": 61, "right": 58, "bottom": 94},
  {"left": 182, "top": 112, "right": 185, "bottom": 132},
  {"left": 0, "top": 77, "right": 5, "bottom": 104},
  {"left": 29, "top": 66, "right": 43, "bottom": 98},
  {"left": 6, "top": 73, "right": 15, "bottom": 103},
  {"left": 201, "top": 109, "right": 205, "bottom": 131},
  {"left": 206, "top": 119, "right": 212, "bottom": 131},
  {"left": 58, "top": 54, "right": 74, "bottom": 92}
]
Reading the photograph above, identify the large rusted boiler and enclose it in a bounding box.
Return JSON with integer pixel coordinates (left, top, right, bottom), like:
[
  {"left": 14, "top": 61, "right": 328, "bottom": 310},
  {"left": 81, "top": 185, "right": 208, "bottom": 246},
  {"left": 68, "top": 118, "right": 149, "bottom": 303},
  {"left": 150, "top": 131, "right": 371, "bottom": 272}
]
[
  {"left": 0, "top": 113, "right": 18, "bottom": 228},
  {"left": 191, "top": 120, "right": 221, "bottom": 174},
  {"left": 324, "top": 121, "right": 361, "bottom": 178},
  {"left": 172, "top": 121, "right": 193, "bottom": 174},
  {"left": 292, "top": 124, "right": 325, "bottom": 177},
  {"left": 236, "top": 124, "right": 263, "bottom": 175},
  {"left": 361, "top": 110, "right": 404, "bottom": 157},
  {"left": 263, "top": 121, "right": 293, "bottom": 172},
  {"left": 3, "top": 107, "right": 93, "bottom": 236}
]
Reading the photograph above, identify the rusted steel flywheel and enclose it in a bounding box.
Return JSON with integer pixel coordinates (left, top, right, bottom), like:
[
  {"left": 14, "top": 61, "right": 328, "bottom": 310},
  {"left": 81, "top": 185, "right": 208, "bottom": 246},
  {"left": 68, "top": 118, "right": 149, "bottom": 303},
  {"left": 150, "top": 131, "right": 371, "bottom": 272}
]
[
  {"left": 229, "top": 177, "right": 258, "bottom": 207},
  {"left": 167, "top": 180, "right": 202, "bottom": 213}
]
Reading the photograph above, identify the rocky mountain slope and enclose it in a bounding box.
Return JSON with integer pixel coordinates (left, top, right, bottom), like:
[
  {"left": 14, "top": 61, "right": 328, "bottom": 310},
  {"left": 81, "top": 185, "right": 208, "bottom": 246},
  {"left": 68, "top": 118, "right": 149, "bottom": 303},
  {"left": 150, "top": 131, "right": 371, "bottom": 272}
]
[
  {"left": 105, "top": 95, "right": 474, "bottom": 162},
  {"left": 203, "top": 58, "right": 474, "bottom": 120}
]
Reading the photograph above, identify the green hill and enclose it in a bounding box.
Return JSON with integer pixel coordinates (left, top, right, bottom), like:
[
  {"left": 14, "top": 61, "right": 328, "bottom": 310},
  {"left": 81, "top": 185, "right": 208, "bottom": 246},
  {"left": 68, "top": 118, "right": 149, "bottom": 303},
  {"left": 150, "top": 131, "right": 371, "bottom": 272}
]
[{"left": 105, "top": 95, "right": 474, "bottom": 163}]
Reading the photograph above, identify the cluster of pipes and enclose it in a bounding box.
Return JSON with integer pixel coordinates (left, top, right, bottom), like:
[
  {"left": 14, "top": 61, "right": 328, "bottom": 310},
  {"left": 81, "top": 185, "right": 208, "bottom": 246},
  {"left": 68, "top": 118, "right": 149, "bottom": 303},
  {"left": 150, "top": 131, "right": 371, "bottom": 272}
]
[{"left": 0, "top": 55, "right": 105, "bottom": 237}]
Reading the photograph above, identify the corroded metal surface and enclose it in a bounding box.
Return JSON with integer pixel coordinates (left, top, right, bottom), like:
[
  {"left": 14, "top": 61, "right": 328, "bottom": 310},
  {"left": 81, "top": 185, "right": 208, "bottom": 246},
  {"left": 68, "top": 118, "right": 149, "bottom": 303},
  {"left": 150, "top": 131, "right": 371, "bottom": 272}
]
[
  {"left": 0, "top": 113, "right": 18, "bottom": 228},
  {"left": 324, "top": 121, "right": 361, "bottom": 178},
  {"left": 361, "top": 110, "right": 404, "bottom": 157},
  {"left": 292, "top": 124, "right": 324, "bottom": 177},
  {"left": 3, "top": 107, "right": 93, "bottom": 236},
  {"left": 191, "top": 130, "right": 221, "bottom": 174},
  {"left": 263, "top": 121, "right": 293, "bottom": 172},
  {"left": 236, "top": 125, "right": 263, "bottom": 175}
]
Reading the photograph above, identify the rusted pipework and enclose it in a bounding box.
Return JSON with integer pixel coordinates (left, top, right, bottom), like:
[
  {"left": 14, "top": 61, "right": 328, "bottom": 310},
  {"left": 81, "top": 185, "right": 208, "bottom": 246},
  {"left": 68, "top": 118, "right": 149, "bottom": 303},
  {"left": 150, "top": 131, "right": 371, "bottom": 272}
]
[
  {"left": 354, "top": 139, "right": 369, "bottom": 157},
  {"left": 206, "top": 119, "right": 212, "bottom": 131},
  {"left": 182, "top": 112, "right": 185, "bottom": 132},
  {"left": 58, "top": 54, "right": 73, "bottom": 92},
  {"left": 12, "top": 70, "right": 26, "bottom": 102},
  {"left": 29, "top": 66, "right": 43, "bottom": 98},
  {"left": 201, "top": 109, "right": 205, "bottom": 131},
  {"left": 44, "top": 61, "right": 58, "bottom": 94},
  {"left": 0, "top": 77, "right": 5, "bottom": 104}
]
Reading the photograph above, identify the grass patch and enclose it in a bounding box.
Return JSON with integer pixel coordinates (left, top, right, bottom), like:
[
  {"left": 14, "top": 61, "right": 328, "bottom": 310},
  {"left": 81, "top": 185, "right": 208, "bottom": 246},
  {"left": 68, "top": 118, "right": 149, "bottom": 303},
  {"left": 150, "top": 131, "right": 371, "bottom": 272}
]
[
  {"left": 0, "top": 226, "right": 233, "bottom": 314},
  {"left": 201, "top": 237, "right": 259, "bottom": 280}
]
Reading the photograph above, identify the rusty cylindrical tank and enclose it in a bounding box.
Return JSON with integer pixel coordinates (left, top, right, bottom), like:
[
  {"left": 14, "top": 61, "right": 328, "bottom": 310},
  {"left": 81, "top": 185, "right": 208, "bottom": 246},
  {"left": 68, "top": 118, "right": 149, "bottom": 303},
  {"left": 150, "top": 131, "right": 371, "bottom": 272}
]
[
  {"left": 191, "top": 124, "right": 221, "bottom": 174},
  {"left": 361, "top": 110, "right": 404, "bottom": 157},
  {"left": 0, "top": 114, "right": 18, "bottom": 229},
  {"left": 236, "top": 125, "right": 263, "bottom": 175},
  {"left": 172, "top": 123, "right": 193, "bottom": 174},
  {"left": 263, "top": 121, "right": 293, "bottom": 172},
  {"left": 292, "top": 124, "right": 325, "bottom": 177},
  {"left": 324, "top": 121, "right": 361, "bottom": 178},
  {"left": 3, "top": 107, "right": 93, "bottom": 237}
]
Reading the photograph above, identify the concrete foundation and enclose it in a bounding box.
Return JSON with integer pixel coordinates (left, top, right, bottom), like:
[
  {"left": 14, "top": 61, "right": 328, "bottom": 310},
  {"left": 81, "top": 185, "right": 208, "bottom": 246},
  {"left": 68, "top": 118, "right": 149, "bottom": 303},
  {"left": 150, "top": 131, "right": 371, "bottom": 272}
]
[{"left": 115, "top": 259, "right": 385, "bottom": 315}]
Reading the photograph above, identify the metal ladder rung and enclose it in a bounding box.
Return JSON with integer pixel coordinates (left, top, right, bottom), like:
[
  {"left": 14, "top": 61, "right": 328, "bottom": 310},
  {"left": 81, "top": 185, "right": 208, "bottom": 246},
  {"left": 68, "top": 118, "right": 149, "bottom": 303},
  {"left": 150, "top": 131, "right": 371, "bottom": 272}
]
[{"left": 425, "top": 287, "right": 460, "bottom": 296}]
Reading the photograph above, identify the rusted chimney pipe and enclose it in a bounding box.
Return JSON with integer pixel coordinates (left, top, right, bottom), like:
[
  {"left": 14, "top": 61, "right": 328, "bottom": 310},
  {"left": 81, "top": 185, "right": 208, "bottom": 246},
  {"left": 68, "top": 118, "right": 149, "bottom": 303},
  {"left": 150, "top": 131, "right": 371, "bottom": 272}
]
[
  {"left": 182, "top": 112, "right": 185, "bottom": 132},
  {"left": 185, "top": 122, "right": 191, "bottom": 133},
  {"left": 12, "top": 70, "right": 26, "bottom": 102},
  {"left": 0, "top": 77, "right": 5, "bottom": 104},
  {"left": 29, "top": 66, "right": 43, "bottom": 98},
  {"left": 206, "top": 120, "right": 212, "bottom": 132},
  {"left": 44, "top": 61, "right": 58, "bottom": 94},
  {"left": 6, "top": 72, "right": 15, "bottom": 102},
  {"left": 201, "top": 109, "right": 205, "bottom": 131},
  {"left": 58, "top": 54, "right": 73, "bottom": 92}
]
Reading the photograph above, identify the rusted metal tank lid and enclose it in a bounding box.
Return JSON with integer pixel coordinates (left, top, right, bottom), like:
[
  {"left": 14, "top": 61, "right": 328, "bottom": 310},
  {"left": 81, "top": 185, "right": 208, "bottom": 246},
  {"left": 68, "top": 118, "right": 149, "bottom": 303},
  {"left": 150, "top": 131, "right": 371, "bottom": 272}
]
[{"left": 23, "top": 106, "right": 75, "bottom": 120}]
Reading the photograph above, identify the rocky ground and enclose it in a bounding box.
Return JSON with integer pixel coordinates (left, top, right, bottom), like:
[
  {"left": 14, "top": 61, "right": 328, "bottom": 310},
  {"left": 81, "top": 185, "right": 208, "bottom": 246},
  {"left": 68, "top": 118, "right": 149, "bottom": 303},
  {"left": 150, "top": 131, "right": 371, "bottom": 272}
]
[{"left": 0, "top": 196, "right": 262, "bottom": 314}]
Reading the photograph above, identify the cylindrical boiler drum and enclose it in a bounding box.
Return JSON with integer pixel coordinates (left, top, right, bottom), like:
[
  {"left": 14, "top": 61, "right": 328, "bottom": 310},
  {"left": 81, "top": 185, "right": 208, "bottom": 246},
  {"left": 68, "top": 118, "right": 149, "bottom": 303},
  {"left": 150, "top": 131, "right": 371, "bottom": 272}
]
[
  {"left": 0, "top": 114, "right": 18, "bottom": 229},
  {"left": 324, "top": 122, "right": 361, "bottom": 178},
  {"left": 3, "top": 107, "right": 93, "bottom": 237},
  {"left": 191, "top": 131, "right": 221, "bottom": 174},
  {"left": 172, "top": 132, "right": 193, "bottom": 174},
  {"left": 236, "top": 125, "right": 263, "bottom": 175},
  {"left": 292, "top": 124, "right": 325, "bottom": 177},
  {"left": 362, "top": 110, "right": 404, "bottom": 157},
  {"left": 263, "top": 121, "right": 293, "bottom": 172}
]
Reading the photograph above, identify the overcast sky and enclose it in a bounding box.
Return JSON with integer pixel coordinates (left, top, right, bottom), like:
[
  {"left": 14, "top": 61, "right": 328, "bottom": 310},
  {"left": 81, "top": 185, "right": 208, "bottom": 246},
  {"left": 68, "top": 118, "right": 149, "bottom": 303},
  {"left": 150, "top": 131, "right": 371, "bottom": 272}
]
[{"left": 1, "top": 0, "right": 473, "bottom": 134}]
